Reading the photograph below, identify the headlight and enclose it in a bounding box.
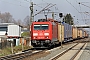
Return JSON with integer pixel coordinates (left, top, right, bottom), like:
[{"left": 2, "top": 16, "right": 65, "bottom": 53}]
[
  {"left": 34, "top": 37, "right": 36, "bottom": 39},
  {"left": 33, "top": 33, "right": 38, "bottom": 36},
  {"left": 44, "top": 33, "right": 49, "bottom": 36}
]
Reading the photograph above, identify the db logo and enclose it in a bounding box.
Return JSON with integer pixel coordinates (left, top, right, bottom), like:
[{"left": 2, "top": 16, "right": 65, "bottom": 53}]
[{"left": 39, "top": 33, "right": 43, "bottom": 36}]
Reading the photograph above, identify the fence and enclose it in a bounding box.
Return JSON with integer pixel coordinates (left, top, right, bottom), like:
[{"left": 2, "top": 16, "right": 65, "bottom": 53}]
[
  {"left": 0, "top": 38, "right": 11, "bottom": 49},
  {"left": 0, "top": 37, "right": 31, "bottom": 49}
]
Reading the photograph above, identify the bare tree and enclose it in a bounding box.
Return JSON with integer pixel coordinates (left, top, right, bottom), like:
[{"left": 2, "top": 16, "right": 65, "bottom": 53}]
[
  {"left": 0, "top": 12, "right": 13, "bottom": 23},
  {"left": 0, "top": 12, "right": 30, "bottom": 28},
  {"left": 23, "top": 15, "right": 30, "bottom": 28},
  {"left": 12, "top": 19, "right": 16, "bottom": 24},
  {"left": 17, "top": 19, "right": 22, "bottom": 25}
]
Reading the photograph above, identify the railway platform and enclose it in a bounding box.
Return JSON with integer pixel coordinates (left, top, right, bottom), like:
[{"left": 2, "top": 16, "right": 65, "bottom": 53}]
[
  {"left": 55, "top": 39, "right": 90, "bottom": 60},
  {"left": 78, "top": 42, "right": 90, "bottom": 60},
  {"left": 36, "top": 38, "right": 90, "bottom": 60}
]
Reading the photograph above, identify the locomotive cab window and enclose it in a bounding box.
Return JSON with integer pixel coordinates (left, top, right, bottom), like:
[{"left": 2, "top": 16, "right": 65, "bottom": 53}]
[{"left": 34, "top": 24, "right": 49, "bottom": 30}]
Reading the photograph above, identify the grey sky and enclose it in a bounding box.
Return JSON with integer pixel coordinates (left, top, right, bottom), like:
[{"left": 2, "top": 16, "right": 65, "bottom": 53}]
[
  {"left": 0, "top": 0, "right": 90, "bottom": 25},
  {"left": 0, "top": 0, "right": 90, "bottom": 34},
  {"left": 0, "top": 0, "right": 30, "bottom": 20},
  {"left": 32, "top": 0, "right": 90, "bottom": 25}
]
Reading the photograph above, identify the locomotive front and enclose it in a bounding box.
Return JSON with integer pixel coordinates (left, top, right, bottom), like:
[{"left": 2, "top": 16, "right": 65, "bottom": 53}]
[{"left": 31, "top": 22, "right": 52, "bottom": 47}]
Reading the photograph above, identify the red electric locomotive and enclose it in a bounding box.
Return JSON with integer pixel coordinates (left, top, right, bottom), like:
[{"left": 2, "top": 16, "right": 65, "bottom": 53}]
[{"left": 31, "top": 19, "right": 58, "bottom": 48}]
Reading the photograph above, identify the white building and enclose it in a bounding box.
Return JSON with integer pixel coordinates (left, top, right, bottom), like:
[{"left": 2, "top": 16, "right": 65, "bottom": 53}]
[{"left": 0, "top": 23, "right": 22, "bottom": 46}]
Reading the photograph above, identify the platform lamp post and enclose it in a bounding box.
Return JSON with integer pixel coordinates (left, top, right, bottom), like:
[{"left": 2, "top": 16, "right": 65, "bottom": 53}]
[{"left": 59, "top": 13, "right": 63, "bottom": 48}]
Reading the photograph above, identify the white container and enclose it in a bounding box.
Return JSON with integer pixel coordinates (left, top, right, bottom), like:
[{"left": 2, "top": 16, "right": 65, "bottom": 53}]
[{"left": 8, "top": 25, "right": 21, "bottom": 37}]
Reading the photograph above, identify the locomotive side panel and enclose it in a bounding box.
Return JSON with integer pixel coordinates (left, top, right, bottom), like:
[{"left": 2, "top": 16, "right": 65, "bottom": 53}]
[
  {"left": 31, "top": 24, "right": 33, "bottom": 40},
  {"left": 52, "top": 22, "right": 58, "bottom": 41}
]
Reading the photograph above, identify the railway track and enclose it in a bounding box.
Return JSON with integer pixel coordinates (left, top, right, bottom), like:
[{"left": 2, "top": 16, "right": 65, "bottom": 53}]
[
  {"left": 49, "top": 43, "right": 87, "bottom": 60},
  {"left": 0, "top": 50, "right": 43, "bottom": 60},
  {"left": 0, "top": 38, "right": 89, "bottom": 60}
]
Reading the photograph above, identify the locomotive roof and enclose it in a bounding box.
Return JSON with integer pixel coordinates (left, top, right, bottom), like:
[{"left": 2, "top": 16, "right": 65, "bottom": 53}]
[
  {"left": 33, "top": 18, "right": 60, "bottom": 26},
  {"left": 48, "top": 18, "right": 58, "bottom": 22}
]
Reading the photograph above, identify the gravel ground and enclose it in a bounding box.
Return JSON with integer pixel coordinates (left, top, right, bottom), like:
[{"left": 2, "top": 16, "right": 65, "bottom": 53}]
[
  {"left": 36, "top": 43, "right": 77, "bottom": 60},
  {"left": 78, "top": 42, "right": 90, "bottom": 60},
  {"left": 23, "top": 50, "right": 50, "bottom": 60}
]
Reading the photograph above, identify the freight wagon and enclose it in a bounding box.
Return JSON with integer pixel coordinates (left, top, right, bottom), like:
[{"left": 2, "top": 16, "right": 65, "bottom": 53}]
[
  {"left": 77, "top": 29, "right": 80, "bottom": 38},
  {"left": 72, "top": 27, "right": 78, "bottom": 39},
  {"left": 31, "top": 18, "right": 88, "bottom": 48},
  {"left": 82, "top": 29, "right": 85, "bottom": 38},
  {"left": 77, "top": 28, "right": 84, "bottom": 39},
  {"left": 62, "top": 22, "right": 72, "bottom": 41},
  {"left": 85, "top": 31, "right": 88, "bottom": 38},
  {"left": 58, "top": 23, "right": 64, "bottom": 42}
]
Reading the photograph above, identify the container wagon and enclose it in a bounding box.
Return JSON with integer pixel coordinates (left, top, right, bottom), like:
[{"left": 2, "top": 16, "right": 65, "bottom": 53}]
[
  {"left": 62, "top": 22, "right": 72, "bottom": 41},
  {"left": 77, "top": 29, "right": 80, "bottom": 38},
  {"left": 58, "top": 23, "right": 64, "bottom": 42},
  {"left": 72, "top": 27, "right": 78, "bottom": 39},
  {"left": 82, "top": 29, "right": 84, "bottom": 38}
]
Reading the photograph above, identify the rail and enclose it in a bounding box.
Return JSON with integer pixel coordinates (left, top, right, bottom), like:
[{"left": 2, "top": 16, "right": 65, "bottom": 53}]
[
  {"left": 49, "top": 43, "right": 86, "bottom": 60},
  {"left": 0, "top": 50, "right": 42, "bottom": 60}
]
